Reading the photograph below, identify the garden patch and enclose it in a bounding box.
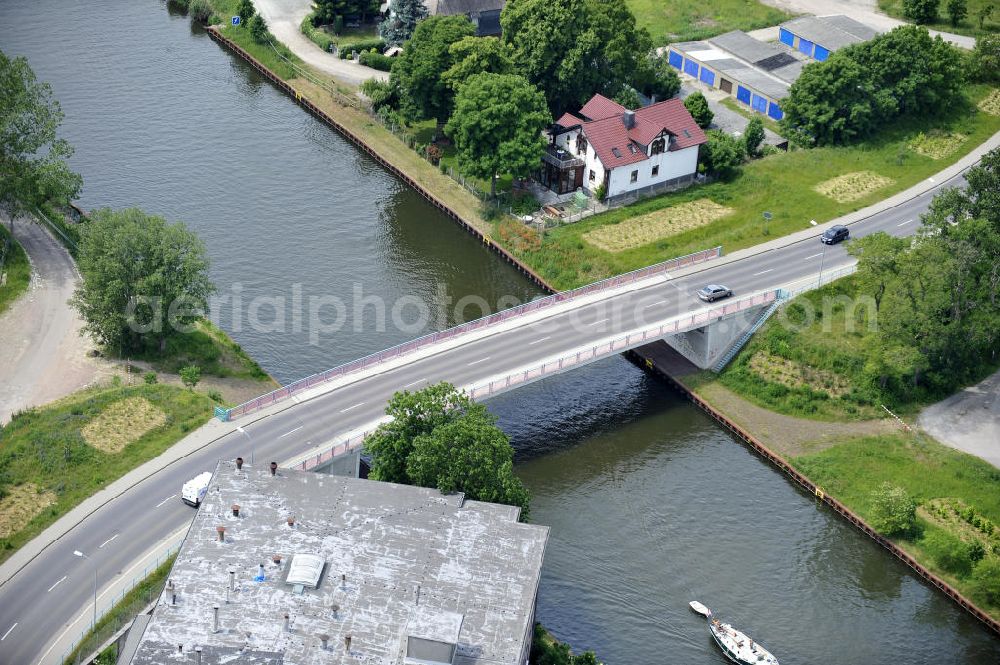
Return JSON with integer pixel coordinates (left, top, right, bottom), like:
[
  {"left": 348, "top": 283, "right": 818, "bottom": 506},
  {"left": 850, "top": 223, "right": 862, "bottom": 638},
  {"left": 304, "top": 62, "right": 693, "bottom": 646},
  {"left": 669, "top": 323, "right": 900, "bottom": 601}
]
[
  {"left": 814, "top": 172, "right": 895, "bottom": 203},
  {"left": 82, "top": 396, "right": 168, "bottom": 454},
  {"left": 909, "top": 130, "right": 968, "bottom": 160},
  {"left": 582, "top": 199, "right": 733, "bottom": 252},
  {"left": 0, "top": 484, "right": 57, "bottom": 539},
  {"left": 979, "top": 89, "right": 1000, "bottom": 116},
  {"left": 748, "top": 351, "right": 852, "bottom": 398}
]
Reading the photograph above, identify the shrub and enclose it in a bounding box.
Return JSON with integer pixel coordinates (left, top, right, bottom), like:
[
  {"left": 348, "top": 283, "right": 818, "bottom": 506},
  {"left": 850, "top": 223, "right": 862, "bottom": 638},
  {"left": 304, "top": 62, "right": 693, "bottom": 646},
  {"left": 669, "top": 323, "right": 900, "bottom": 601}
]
[
  {"left": 359, "top": 51, "right": 393, "bottom": 72},
  {"left": 701, "top": 130, "right": 744, "bottom": 179},
  {"left": 247, "top": 14, "right": 269, "bottom": 44},
  {"left": 179, "top": 365, "right": 201, "bottom": 390},
  {"left": 922, "top": 530, "right": 976, "bottom": 577},
  {"left": 338, "top": 38, "right": 386, "bottom": 59},
  {"left": 743, "top": 116, "right": 765, "bottom": 158},
  {"left": 207, "top": 389, "right": 223, "bottom": 403},
  {"left": 143, "top": 371, "right": 157, "bottom": 385},
  {"left": 947, "top": 0, "right": 967, "bottom": 25},
  {"left": 869, "top": 483, "right": 916, "bottom": 536},
  {"left": 971, "top": 35, "right": 1000, "bottom": 84},
  {"left": 903, "top": 0, "right": 940, "bottom": 23},
  {"left": 301, "top": 14, "right": 335, "bottom": 52},
  {"left": 362, "top": 78, "right": 399, "bottom": 110},
  {"left": 333, "top": 15, "right": 345, "bottom": 35},
  {"left": 593, "top": 182, "right": 607, "bottom": 201},
  {"left": 973, "top": 558, "right": 1000, "bottom": 604},
  {"left": 188, "top": 0, "right": 212, "bottom": 22},
  {"left": 683, "top": 91, "right": 713, "bottom": 129}
]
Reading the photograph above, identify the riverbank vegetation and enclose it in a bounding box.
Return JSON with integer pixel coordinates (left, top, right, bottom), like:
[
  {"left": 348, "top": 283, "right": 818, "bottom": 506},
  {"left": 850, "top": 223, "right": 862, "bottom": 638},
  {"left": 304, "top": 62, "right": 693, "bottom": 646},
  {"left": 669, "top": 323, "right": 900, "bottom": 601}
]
[
  {"left": 531, "top": 624, "right": 601, "bottom": 665},
  {"left": 0, "top": 225, "right": 30, "bottom": 316},
  {"left": 0, "top": 382, "right": 214, "bottom": 565},
  {"left": 365, "top": 383, "right": 531, "bottom": 519}
]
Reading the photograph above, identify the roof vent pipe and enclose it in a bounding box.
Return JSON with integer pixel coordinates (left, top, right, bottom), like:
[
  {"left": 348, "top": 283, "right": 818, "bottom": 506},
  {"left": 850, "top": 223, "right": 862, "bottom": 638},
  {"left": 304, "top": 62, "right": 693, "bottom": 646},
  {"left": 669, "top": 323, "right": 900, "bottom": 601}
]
[
  {"left": 270, "top": 461, "right": 278, "bottom": 476},
  {"left": 255, "top": 563, "right": 265, "bottom": 582},
  {"left": 319, "top": 633, "right": 330, "bottom": 650},
  {"left": 232, "top": 504, "right": 240, "bottom": 517},
  {"left": 229, "top": 569, "right": 235, "bottom": 591},
  {"left": 331, "top": 603, "right": 339, "bottom": 619},
  {"left": 341, "top": 573, "right": 346, "bottom": 589},
  {"left": 194, "top": 646, "right": 203, "bottom": 664},
  {"left": 235, "top": 457, "right": 243, "bottom": 471},
  {"left": 287, "top": 516, "right": 295, "bottom": 528},
  {"left": 344, "top": 634, "right": 352, "bottom": 652},
  {"left": 216, "top": 526, "right": 226, "bottom": 542},
  {"left": 623, "top": 110, "right": 636, "bottom": 129},
  {"left": 283, "top": 613, "right": 291, "bottom": 632},
  {"left": 212, "top": 604, "right": 220, "bottom": 633}
]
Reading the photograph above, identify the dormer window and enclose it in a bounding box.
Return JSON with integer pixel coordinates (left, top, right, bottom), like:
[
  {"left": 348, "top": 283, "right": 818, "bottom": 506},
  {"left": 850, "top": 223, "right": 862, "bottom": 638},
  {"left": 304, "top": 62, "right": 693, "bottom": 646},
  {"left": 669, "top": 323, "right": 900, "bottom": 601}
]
[
  {"left": 576, "top": 135, "right": 588, "bottom": 155},
  {"left": 612, "top": 147, "right": 622, "bottom": 158},
  {"left": 628, "top": 144, "right": 637, "bottom": 154},
  {"left": 651, "top": 138, "right": 666, "bottom": 155}
]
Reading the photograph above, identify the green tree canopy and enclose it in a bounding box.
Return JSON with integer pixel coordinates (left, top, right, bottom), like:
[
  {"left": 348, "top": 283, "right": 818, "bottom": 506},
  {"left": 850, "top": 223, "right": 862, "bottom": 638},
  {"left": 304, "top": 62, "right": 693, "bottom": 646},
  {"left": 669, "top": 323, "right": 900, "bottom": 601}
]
[
  {"left": 869, "top": 483, "right": 917, "bottom": 536},
  {"left": 314, "top": 0, "right": 380, "bottom": 24},
  {"left": 378, "top": 0, "right": 429, "bottom": 45},
  {"left": 903, "top": 0, "right": 940, "bottom": 23},
  {"left": 700, "top": 129, "right": 744, "bottom": 178},
  {"left": 973, "top": 558, "right": 1000, "bottom": 604},
  {"left": 236, "top": 0, "right": 256, "bottom": 23},
  {"left": 442, "top": 37, "right": 515, "bottom": 92},
  {"left": 743, "top": 116, "right": 765, "bottom": 158},
  {"left": 390, "top": 15, "right": 475, "bottom": 122},
  {"left": 445, "top": 73, "right": 548, "bottom": 197},
  {"left": 970, "top": 35, "right": 1000, "bottom": 83},
  {"left": 633, "top": 53, "right": 681, "bottom": 102},
  {"left": 365, "top": 383, "right": 531, "bottom": 518},
  {"left": 780, "top": 52, "right": 875, "bottom": 145},
  {"left": 683, "top": 91, "right": 713, "bottom": 129},
  {"left": 0, "top": 50, "right": 82, "bottom": 229},
  {"left": 947, "top": 0, "right": 968, "bottom": 25},
  {"left": 70, "top": 208, "right": 215, "bottom": 354}
]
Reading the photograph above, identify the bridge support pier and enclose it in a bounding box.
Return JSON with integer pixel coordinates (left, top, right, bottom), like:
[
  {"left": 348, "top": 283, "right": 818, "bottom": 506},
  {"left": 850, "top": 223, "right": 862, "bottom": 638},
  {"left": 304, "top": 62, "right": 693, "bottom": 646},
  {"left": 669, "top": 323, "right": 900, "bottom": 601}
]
[{"left": 663, "top": 304, "right": 770, "bottom": 369}]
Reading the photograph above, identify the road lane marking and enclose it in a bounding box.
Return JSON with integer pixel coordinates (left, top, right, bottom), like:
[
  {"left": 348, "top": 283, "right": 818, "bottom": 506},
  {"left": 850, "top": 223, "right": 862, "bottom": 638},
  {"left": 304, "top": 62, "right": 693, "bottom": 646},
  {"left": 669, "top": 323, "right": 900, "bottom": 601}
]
[
  {"left": 528, "top": 336, "right": 551, "bottom": 345},
  {"left": 1, "top": 623, "right": 16, "bottom": 641},
  {"left": 897, "top": 219, "right": 914, "bottom": 226},
  {"left": 467, "top": 357, "right": 491, "bottom": 366},
  {"left": 803, "top": 252, "right": 823, "bottom": 260},
  {"left": 643, "top": 300, "right": 667, "bottom": 308},
  {"left": 278, "top": 426, "right": 303, "bottom": 438},
  {"left": 588, "top": 318, "right": 610, "bottom": 326},
  {"left": 340, "top": 402, "right": 364, "bottom": 413},
  {"left": 753, "top": 269, "right": 774, "bottom": 276},
  {"left": 402, "top": 379, "right": 425, "bottom": 388},
  {"left": 98, "top": 534, "right": 118, "bottom": 549},
  {"left": 47, "top": 576, "right": 67, "bottom": 593},
  {"left": 155, "top": 494, "right": 176, "bottom": 508}
]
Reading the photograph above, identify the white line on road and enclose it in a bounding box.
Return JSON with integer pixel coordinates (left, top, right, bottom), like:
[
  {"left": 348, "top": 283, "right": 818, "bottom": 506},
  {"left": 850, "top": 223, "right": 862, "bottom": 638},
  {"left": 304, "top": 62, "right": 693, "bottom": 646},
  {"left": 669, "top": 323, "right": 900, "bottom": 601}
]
[
  {"left": 897, "top": 219, "right": 914, "bottom": 226},
  {"left": 155, "top": 495, "right": 176, "bottom": 508},
  {"left": 98, "top": 534, "right": 118, "bottom": 549},
  {"left": 278, "top": 426, "right": 303, "bottom": 438},
  {"left": 588, "top": 318, "right": 610, "bottom": 326},
  {"left": 402, "top": 378, "right": 425, "bottom": 388},
  {"left": 643, "top": 300, "right": 667, "bottom": 308},
  {"left": 803, "top": 253, "right": 823, "bottom": 260},
  {"left": 528, "top": 336, "right": 551, "bottom": 345},
  {"left": 340, "top": 402, "right": 364, "bottom": 413},
  {"left": 47, "top": 576, "right": 67, "bottom": 593},
  {"left": 753, "top": 269, "right": 774, "bottom": 276},
  {"left": 467, "top": 357, "right": 491, "bottom": 366},
  {"left": 1, "top": 623, "right": 16, "bottom": 641}
]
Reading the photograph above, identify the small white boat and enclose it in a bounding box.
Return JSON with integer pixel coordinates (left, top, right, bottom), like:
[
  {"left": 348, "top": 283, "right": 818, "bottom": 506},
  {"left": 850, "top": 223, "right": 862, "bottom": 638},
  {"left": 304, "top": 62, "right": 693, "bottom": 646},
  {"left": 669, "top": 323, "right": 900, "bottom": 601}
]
[{"left": 689, "top": 601, "right": 779, "bottom": 665}]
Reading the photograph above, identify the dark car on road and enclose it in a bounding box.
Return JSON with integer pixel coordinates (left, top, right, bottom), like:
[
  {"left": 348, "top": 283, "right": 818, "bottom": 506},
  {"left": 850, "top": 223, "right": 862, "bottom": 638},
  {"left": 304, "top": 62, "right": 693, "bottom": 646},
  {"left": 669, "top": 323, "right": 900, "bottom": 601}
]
[
  {"left": 697, "top": 284, "right": 733, "bottom": 302},
  {"left": 821, "top": 224, "right": 850, "bottom": 244}
]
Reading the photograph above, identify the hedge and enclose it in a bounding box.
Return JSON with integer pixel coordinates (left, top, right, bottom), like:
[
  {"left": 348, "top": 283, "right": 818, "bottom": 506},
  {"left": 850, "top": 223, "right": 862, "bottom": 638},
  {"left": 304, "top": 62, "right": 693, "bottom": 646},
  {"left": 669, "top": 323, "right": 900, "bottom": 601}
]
[
  {"left": 359, "top": 51, "right": 393, "bottom": 71},
  {"left": 338, "top": 37, "right": 386, "bottom": 58}
]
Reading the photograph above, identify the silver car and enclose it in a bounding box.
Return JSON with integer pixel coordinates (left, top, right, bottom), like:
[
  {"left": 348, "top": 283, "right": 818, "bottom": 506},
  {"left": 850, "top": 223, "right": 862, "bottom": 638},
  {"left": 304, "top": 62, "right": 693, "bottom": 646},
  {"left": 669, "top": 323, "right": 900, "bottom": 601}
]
[{"left": 697, "top": 284, "right": 733, "bottom": 302}]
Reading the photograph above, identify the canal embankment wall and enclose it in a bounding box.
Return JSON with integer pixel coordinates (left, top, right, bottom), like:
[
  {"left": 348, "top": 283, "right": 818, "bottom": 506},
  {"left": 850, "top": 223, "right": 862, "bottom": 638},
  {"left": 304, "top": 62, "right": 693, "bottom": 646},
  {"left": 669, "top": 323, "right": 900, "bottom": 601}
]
[{"left": 205, "top": 25, "right": 1000, "bottom": 638}]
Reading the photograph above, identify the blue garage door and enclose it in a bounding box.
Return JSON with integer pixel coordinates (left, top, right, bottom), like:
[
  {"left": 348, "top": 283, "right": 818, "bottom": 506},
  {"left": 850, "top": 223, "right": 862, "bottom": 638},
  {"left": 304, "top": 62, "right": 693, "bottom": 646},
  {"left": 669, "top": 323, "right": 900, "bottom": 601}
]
[
  {"left": 736, "top": 85, "right": 751, "bottom": 105},
  {"left": 767, "top": 101, "right": 783, "bottom": 120},
  {"left": 668, "top": 50, "right": 683, "bottom": 70},
  {"left": 813, "top": 45, "right": 830, "bottom": 61},
  {"left": 683, "top": 58, "right": 699, "bottom": 77},
  {"left": 699, "top": 67, "right": 716, "bottom": 86},
  {"left": 778, "top": 28, "right": 794, "bottom": 47},
  {"left": 798, "top": 37, "right": 814, "bottom": 57},
  {"left": 751, "top": 94, "right": 768, "bottom": 113}
]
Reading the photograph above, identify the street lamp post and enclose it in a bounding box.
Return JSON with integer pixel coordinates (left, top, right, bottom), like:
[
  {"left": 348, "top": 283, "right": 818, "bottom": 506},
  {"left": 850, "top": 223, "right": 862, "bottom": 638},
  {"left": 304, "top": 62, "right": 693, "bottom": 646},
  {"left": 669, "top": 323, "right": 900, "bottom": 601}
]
[
  {"left": 237, "top": 426, "right": 254, "bottom": 465},
  {"left": 73, "top": 550, "right": 97, "bottom": 630},
  {"left": 817, "top": 242, "right": 828, "bottom": 288}
]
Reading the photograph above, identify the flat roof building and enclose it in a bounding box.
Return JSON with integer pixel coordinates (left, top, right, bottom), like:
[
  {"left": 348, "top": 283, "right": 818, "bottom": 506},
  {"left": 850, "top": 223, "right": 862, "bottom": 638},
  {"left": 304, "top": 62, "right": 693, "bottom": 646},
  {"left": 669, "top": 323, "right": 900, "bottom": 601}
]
[
  {"left": 779, "top": 15, "right": 878, "bottom": 61},
  {"left": 125, "top": 461, "right": 548, "bottom": 665}
]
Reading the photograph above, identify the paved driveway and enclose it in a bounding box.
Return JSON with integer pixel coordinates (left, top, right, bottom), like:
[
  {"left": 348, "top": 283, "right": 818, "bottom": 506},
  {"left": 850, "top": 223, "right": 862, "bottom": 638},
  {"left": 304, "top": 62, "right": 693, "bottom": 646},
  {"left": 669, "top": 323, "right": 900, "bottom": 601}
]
[{"left": 920, "top": 369, "right": 1000, "bottom": 469}]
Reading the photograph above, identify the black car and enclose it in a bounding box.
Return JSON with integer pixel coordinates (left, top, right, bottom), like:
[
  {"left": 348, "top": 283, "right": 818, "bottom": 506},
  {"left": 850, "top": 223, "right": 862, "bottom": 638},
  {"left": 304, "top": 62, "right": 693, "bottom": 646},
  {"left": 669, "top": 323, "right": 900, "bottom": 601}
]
[
  {"left": 697, "top": 284, "right": 733, "bottom": 302},
  {"left": 821, "top": 225, "right": 850, "bottom": 244}
]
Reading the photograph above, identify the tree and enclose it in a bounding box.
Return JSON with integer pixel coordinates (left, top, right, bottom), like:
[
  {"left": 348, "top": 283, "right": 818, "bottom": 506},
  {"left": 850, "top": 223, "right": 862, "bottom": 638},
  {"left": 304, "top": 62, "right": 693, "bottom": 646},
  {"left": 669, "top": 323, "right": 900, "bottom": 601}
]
[
  {"left": 70, "top": 208, "right": 215, "bottom": 354},
  {"left": 360, "top": 77, "right": 399, "bottom": 111},
  {"left": 612, "top": 85, "right": 642, "bottom": 109},
  {"left": 970, "top": 35, "right": 1000, "bottom": 83},
  {"left": 978, "top": 4, "right": 995, "bottom": 30},
  {"left": 848, "top": 233, "right": 908, "bottom": 312},
  {"left": 314, "top": 0, "right": 380, "bottom": 24},
  {"left": 973, "top": 558, "right": 1000, "bottom": 604},
  {"left": 248, "top": 14, "right": 269, "bottom": 44},
  {"left": 869, "top": 483, "right": 916, "bottom": 536},
  {"left": 903, "top": 0, "right": 940, "bottom": 23},
  {"left": 743, "top": 116, "right": 765, "bottom": 158},
  {"left": 445, "top": 73, "right": 548, "bottom": 197},
  {"left": 441, "top": 37, "right": 515, "bottom": 92},
  {"left": 390, "top": 15, "right": 475, "bottom": 123},
  {"left": 179, "top": 365, "right": 201, "bottom": 390},
  {"left": 379, "top": 0, "right": 429, "bottom": 46},
  {"left": 946, "top": 0, "right": 967, "bottom": 25},
  {"left": 236, "top": 0, "right": 255, "bottom": 23},
  {"left": 0, "top": 50, "right": 82, "bottom": 231},
  {"left": 683, "top": 91, "right": 713, "bottom": 129},
  {"left": 633, "top": 53, "right": 681, "bottom": 101},
  {"left": 781, "top": 53, "right": 875, "bottom": 145},
  {"left": 700, "top": 130, "right": 743, "bottom": 178}
]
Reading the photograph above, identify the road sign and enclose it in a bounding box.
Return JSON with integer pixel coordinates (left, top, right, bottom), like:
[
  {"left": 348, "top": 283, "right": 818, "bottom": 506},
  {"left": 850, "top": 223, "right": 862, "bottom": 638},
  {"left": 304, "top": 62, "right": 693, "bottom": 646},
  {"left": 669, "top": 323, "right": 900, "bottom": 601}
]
[
  {"left": 232, "top": 15, "right": 240, "bottom": 25},
  {"left": 762, "top": 211, "right": 772, "bottom": 221}
]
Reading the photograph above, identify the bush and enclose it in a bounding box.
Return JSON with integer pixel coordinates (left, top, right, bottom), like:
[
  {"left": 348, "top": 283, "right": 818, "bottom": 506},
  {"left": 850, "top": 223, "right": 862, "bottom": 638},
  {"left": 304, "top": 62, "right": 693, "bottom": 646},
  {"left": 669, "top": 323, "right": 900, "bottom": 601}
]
[
  {"left": 922, "top": 530, "right": 976, "bottom": 577},
  {"left": 869, "top": 483, "right": 916, "bottom": 536},
  {"left": 207, "top": 389, "right": 223, "bottom": 403},
  {"left": 359, "top": 51, "right": 393, "bottom": 71},
  {"left": 188, "top": 0, "right": 212, "bottom": 22},
  {"left": 301, "top": 14, "right": 335, "bottom": 52},
  {"left": 743, "top": 116, "right": 765, "bottom": 158},
  {"left": 904, "top": 0, "right": 940, "bottom": 23},
  {"left": 973, "top": 557, "right": 1000, "bottom": 604},
  {"left": 179, "top": 365, "right": 201, "bottom": 390},
  {"left": 361, "top": 77, "right": 399, "bottom": 110},
  {"left": 593, "top": 181, "right": 607, "bottom": 201},
  {"left": 701, "top": 130, "right": 744, "bottom": 179},
  {"left": 338, "top": 37, "right": 386, "bottom": 59},
  {"left": 683, "top": 91, "right": 713, "bottom": 129},
  {"left": 247, "top": 14, "right": 269, "bottom": 44},
  {"left": 143, "top": 371, "right": 157, "bottom": 385},
  {"left": 971, "top": 35, "right": 1000, "bottom": 84}
]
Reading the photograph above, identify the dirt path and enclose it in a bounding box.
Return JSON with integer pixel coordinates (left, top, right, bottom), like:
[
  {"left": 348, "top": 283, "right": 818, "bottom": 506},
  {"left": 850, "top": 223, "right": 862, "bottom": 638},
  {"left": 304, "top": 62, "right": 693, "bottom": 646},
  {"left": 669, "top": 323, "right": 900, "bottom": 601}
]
[
  {"left": 919, "top": 368, "right": 1000, "bottom": 469},
  {"left": 0, "top": 219, "right": 113, "bottom": 424},
  {"left": 693, "top": 381, "right": 900, "bottom": 457}
]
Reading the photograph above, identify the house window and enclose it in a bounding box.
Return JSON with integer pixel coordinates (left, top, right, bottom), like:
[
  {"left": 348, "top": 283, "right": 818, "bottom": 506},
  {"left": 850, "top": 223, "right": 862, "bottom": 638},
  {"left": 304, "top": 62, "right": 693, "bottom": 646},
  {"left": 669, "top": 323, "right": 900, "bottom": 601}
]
[
  {"left": 651, "top": 138, "right": 666, "bottom": 155},
  {"left": 630, "top": 170, "right": 638, "bottom": 183},
  {"left": 589, "top": 169, "right": 596, "bottom": 182},
  {"left": 576, "top": 135, "right": 588, "bottom": 155},
  {"left": 652, "top": 165, "right": 659, "bottom": 177}
]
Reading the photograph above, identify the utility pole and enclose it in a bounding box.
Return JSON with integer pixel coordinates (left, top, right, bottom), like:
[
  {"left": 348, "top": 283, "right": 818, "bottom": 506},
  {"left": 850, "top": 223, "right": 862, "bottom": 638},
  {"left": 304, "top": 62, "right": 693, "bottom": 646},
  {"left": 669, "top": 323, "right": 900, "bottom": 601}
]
[{"left": 73, "top": 550, "right": 97, "bottom": 630}]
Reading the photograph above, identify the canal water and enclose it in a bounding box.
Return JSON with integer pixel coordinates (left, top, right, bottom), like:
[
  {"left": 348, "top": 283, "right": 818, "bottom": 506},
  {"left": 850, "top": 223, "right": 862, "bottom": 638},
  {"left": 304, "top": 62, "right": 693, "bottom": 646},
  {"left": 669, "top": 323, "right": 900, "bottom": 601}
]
[{"left": 2, "top": 1, "right": 998, "bottom": 662}]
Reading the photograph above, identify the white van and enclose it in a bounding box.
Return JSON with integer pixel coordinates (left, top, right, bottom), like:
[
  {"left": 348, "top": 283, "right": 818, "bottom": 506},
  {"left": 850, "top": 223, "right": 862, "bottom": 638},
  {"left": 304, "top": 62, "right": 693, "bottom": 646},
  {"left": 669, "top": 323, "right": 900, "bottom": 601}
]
[{"left": 181, "top": 471, "right": 213, "bottom": 507}]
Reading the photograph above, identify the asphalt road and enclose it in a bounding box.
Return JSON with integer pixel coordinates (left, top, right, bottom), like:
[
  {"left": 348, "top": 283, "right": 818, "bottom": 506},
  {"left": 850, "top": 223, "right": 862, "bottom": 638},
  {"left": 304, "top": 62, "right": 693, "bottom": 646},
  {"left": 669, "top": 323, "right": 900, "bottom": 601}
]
[{"left": 0, "top": 167, "right": 967, "bottom": 665}]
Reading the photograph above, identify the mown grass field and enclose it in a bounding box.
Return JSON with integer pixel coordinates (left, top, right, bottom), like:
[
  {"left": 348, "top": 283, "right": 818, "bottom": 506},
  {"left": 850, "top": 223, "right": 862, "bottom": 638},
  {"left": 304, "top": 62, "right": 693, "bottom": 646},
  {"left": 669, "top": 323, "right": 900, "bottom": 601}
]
[
  {"left": 0, "top": 384, "right": 214, "bottom": 564},
  {"left": 0, "top": 225, "right": 30, "bottom": 317},
  {"left": 627, "top": 0, "right": 791, "bottom": 44},
  {"left": 878, "top": 0, "right": 1000, "bottom": 38},
  {"left": 496, "top": 85, "right": 1000, "bottom": 290},
  {"left": 793, "top": 433, "right": 1000, "bottom": 618}
]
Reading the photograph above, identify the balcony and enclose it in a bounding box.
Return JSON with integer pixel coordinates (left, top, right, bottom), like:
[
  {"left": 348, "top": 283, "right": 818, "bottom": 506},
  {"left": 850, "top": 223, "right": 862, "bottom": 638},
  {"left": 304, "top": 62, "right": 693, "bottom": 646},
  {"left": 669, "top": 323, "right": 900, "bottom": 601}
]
[{"left": 541, "top": 144, "right": 584, "bottom": 169}]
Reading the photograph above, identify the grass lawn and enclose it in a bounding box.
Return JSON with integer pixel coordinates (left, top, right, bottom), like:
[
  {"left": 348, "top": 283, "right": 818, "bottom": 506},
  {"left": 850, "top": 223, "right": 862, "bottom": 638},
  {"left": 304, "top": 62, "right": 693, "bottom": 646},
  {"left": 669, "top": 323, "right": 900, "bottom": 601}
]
[
  {"left": 202, "top": 0, "right": 302, "bottom": 79},
  {"left": 878, "top": 0, "right": 1000, "bottom": 38},
  {"left": 793, "top": 432, "right": 1000, "bottom": 618},
  {"left": 0, "top": 225, "right": 30, "bottom": 317},
  {"left": 125, "top": 318, "right": 270, "bottom": 380},
  {"left": 627, "top": 0, "right": 792, "bottom": 44},
  {"left": 496, "top": 84, "right": 1000, "bottom": 290},
  {"left": 0, "top": 383, "right": 214, "bottom": 565}
]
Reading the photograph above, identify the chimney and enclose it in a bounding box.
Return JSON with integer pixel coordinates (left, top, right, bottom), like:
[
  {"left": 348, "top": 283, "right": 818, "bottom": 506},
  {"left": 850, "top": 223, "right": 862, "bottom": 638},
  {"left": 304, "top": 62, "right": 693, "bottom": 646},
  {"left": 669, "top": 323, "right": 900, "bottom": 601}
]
[
  {"left": 194, "top": 646, "right": 202, "bottom": 664},
  {"left": 283, "top": 613, "right": 291, "bottom": 632},
  {"left": 232, "top": 504, "right": 240, "bottom": 517},
  {"left": 216, "top": 526, "right": 226, "bottom": 542},
  {"left": 168, "top": 580, "right": 177, "bottom": 606},
  {"left": 269, "top": 461, "right": 278, "bottom": 476},
  {"left": 178, "top": 644, "right": 183, "bottom": 653},
  {"left": 340, "top": 573, "right": 346, "bottom": 589},
  {"left": 212, "top": 604, "right": 220, "bottom": 633},
  {"left": 272, "top": 553, "right": 282, "bottom": 566},
  {"left": 331, "top": 603, "right": 339, "bottom": 619},
  {"left": 344, "top": 634, "right": 352, "bottom": 652},
  {"left": 256, "top": 563, "right": 265, "bottom": 581},
  {"left": 228, "top": 568, "right": 235, "bottom": 591},
  {"left": 235, "top": 456, "right": 243, "bottom": 471},
  {"left": 623, "top": 109, "right": 636, "bottom": 129},
  {"left": 415, "top": 585, "right": 421, "bottom": 605},
  {"left": 319, "top": 633, "right": 330, "bottom": 650},
  {"left": 287, "top": 516, "right": 295, "bottom": 528}
]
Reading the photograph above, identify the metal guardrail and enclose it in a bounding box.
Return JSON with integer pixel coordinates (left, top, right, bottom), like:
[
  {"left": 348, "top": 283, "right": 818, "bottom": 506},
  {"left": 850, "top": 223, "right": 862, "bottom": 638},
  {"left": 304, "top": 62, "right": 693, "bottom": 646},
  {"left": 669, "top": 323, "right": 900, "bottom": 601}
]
[
  {"left": 220, "top": 246, "right": 723, "bottom": 421},
  {"left": 291, "top": 288, "right": 778, "bottom": 470}
]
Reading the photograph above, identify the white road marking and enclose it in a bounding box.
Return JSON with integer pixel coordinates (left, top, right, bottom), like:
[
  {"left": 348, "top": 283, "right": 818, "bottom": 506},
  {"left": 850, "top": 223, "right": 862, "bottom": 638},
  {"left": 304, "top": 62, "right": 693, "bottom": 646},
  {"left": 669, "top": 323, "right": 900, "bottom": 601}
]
[
  {"left": 803, "top": 252, "right": 823, "bottom": 260},
  {"left": 928, "top": 177, "right": 935, "bottom": 183},
  {"left": 1, "top": 623, "right": 16, "bottom": 641},
  {"left": 588, "top": 318, "right": 610, "bottom": 326},
  {"left": 47, "top": 576, "right": 67, "bottom": 593},
  {"left": 528, "top": 336, "right": 551, "bottom": 345},
  {"left": 98, "top": 534, "right": 118, "bottom": 549},
  {"left": 402, "top": 379, "right": 425, "bottom": 388},
  {"left": 278, "top": 426, "right": 303, "bottom": 438},
  {"left": 897, "top": 219, "right": 914, "bottom": 226},
  {"left": 753, "top": 269, "right": 774, "bottom": 276},
  {"left": 155, "top": 494, "right": 176, "bottom": 508},
  {"left": 236, "top": 426, "right": 245, "bottom": 433},
  {"left": 466, "top": 357, "right": 491, "bottom": 366},
  {"left": 340, "top": 402, "right": 364, "bottom": 413},
  {"left": 643, "top": 300, "right": 667, "bottom": 308}
]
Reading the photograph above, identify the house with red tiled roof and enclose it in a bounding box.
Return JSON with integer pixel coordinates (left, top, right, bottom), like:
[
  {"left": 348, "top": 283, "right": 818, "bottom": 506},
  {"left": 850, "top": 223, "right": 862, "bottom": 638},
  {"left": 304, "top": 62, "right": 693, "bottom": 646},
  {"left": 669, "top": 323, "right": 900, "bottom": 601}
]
[{"left": 539, "top": 93, "right": 707, "bottom": 203}]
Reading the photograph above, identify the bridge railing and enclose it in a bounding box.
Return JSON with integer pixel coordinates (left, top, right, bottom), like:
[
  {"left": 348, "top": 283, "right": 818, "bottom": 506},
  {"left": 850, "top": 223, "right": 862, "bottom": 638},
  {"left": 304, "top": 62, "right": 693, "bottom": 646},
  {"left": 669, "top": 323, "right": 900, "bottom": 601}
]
[
  {"left": 291, "top": 288, "right": 777, "bottom": 471},
  {"left": 221, "top": 246, "right": 722, "bottom": 421}
]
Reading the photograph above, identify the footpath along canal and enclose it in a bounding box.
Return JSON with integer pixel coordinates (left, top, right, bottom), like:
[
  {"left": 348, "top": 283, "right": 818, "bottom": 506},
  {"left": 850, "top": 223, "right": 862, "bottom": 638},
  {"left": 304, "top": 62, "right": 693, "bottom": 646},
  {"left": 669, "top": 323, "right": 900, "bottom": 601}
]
[{"left": 1, "top": 0, "right": 999, "bottom": 662}]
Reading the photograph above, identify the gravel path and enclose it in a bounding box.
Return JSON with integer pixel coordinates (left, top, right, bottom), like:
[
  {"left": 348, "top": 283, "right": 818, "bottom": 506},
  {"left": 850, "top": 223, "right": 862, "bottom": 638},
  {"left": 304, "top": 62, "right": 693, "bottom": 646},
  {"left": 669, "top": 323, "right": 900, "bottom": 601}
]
[
  {"left": 0, "top": 219, "right": 112, "bottom": 424},
  {"left": 919, "top": 368, "right": 1000, "bottom": 469}
]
